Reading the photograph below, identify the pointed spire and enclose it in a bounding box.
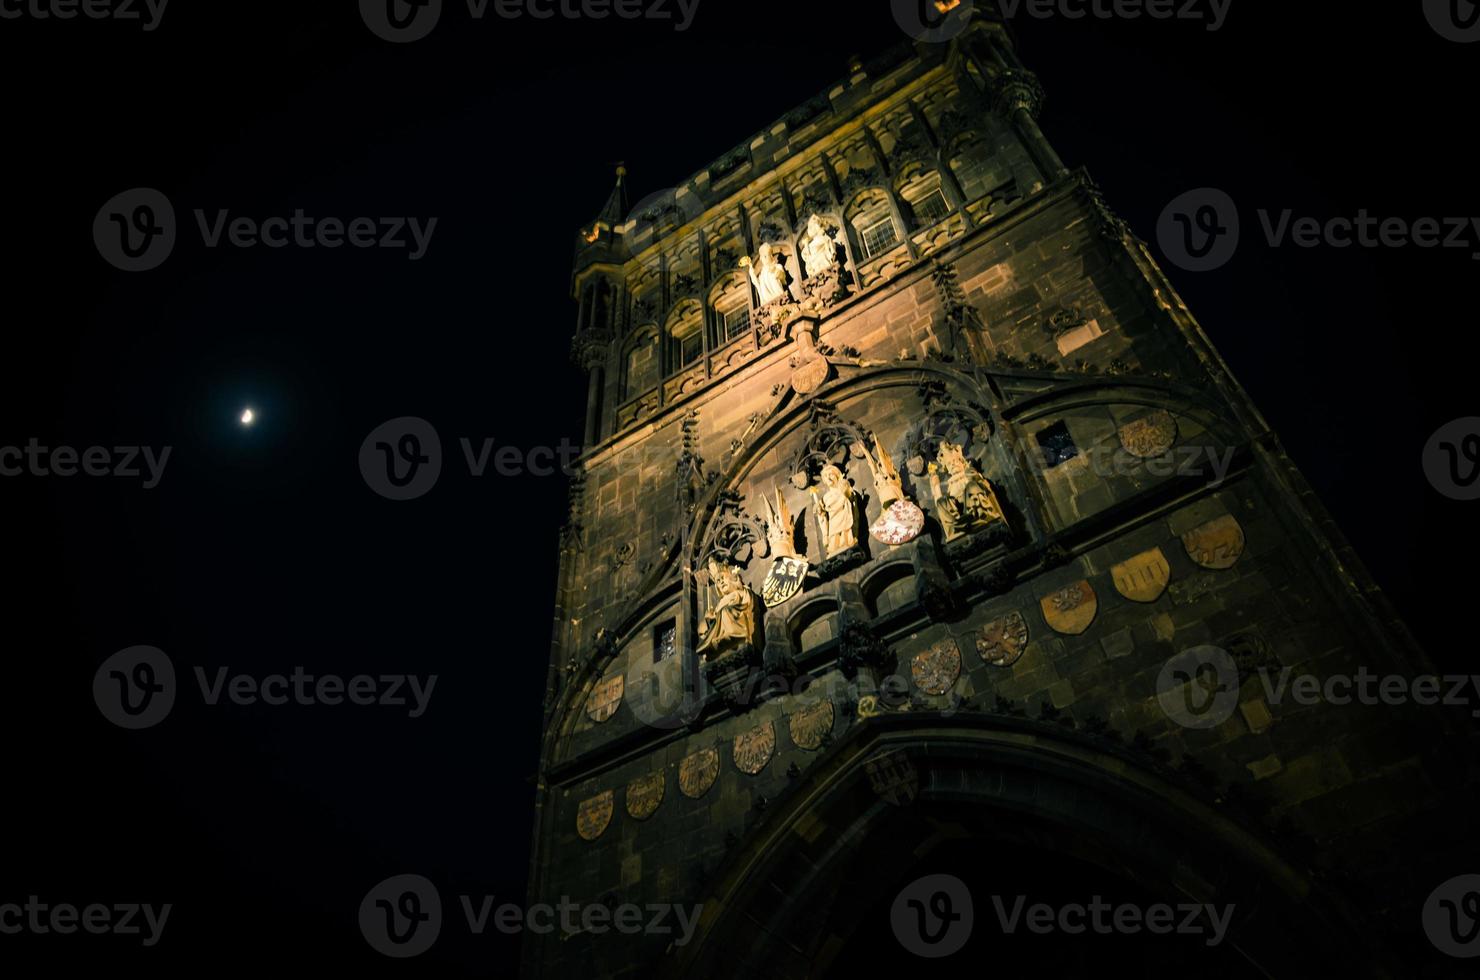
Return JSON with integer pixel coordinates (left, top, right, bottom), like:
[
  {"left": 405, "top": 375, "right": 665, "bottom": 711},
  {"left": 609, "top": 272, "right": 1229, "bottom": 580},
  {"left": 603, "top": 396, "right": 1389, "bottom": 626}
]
[{"left": 596, "top": 164, "right": 628, "bottom": 228}]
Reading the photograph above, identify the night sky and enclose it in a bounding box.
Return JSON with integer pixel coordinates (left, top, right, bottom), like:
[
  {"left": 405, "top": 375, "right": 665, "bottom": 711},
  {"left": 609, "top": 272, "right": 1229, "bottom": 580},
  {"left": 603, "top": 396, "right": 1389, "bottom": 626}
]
[{"left": 3, "top": 2, "right": 1476, "bottom": 974}]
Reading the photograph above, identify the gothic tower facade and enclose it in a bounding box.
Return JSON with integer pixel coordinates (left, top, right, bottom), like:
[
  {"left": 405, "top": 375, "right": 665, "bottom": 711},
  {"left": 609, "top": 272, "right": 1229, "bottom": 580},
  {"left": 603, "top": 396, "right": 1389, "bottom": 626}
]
[{"left": 528, "top": 10, "right": 1470, "bottom": 977}]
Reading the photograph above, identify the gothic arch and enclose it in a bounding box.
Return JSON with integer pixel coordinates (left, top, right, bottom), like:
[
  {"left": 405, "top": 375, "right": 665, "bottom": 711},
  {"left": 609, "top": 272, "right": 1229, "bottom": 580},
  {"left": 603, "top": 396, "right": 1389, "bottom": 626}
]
[{"left": 659, "top": 713, "right": 1390, "bottom": 979}]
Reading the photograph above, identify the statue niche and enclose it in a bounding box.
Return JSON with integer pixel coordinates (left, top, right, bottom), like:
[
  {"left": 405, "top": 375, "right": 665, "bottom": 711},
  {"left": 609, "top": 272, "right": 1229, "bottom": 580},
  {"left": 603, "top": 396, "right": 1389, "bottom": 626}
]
[
  {"left": 743, "top": 243, "right": 799, "bottom": 342},
  {"left": 797, "top": 214, "right": 849, "bottom": 311},
  {"left": 743, "top": 242, "right": 792, "bottom": 307},
  {"left": 696, "top": 556, "right": 764, "bottom": 667},
  {"left": 808, "top": 464, "right": 862, "bottom": 560},
  {"left": 928, "top": 441, "right": 1008, "bottom": 542},
  {"left": 864, "top": 435, "right": 925, "bottom": 546}
]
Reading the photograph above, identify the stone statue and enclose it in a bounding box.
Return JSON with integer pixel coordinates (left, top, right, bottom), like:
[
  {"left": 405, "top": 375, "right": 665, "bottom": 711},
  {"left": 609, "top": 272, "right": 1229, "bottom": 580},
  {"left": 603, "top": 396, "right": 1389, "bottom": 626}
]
[
  {"left": 760, "top": 487, "right": 800, "bottom": 560},
  {"left": 865, "top": 435, "right": 926, "bottom": 546},
  {"left": 743, "top": 243, "right": 791, "bottom": 307},
  {"left": 697, "top": 557, "right": 762, "bottom": 663},
  {"left": 863, "top": 434, "right": 906, "bottom": 508},
  {"left": 928, "top": 441, "right": 1007, "bottom": 541},
  {"left": 799, "top": 215, "right": 840, "bottom": 279},
  {"left": 807, "top": 464, "right": 860, "bottom": 558}
]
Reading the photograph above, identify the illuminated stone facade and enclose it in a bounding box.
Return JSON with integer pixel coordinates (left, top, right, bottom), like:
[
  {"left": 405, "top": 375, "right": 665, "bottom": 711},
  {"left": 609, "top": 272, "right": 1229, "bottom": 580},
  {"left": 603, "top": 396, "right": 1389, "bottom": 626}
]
[{"left": 527, "top": 11, "right": 1467, "bottom": 978}]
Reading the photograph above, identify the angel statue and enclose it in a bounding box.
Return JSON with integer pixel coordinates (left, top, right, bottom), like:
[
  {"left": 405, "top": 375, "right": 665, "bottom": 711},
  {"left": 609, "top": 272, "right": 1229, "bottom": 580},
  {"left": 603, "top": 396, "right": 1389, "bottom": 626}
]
[
  {"left": 807, "top": 464, "right": 860, "bottom": 559},
  {"left": 696, "top": 557, "right": 762, "bottom": 663},
  {"left": 927, "top": 441, "right": 1007, "bottom": 541}
]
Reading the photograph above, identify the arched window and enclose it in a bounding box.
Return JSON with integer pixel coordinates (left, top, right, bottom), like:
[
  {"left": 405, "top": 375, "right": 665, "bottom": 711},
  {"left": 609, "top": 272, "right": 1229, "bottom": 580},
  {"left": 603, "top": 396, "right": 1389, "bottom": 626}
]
[
  {"left": 666, "top": 300, "right": 704, "bottom": 372},
  {"left": 846, "top": 189, "right": 901, "bottom": 262},
  {"left": 897, "top": 168, "right": 953, "bottom": 229},
  {"left": 622, "top": 329, "right": 660, "bottom": 400},
  {"left": 709, "top": 273, "right": 752, "bottom": 348}
]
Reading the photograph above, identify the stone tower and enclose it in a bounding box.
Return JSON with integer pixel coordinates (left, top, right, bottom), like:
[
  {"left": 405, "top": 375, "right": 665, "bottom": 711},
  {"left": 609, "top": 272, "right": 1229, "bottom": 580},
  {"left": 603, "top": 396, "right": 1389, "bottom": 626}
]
[{"left": 528, "top": 9, "right": 1472, "bottom": 978}]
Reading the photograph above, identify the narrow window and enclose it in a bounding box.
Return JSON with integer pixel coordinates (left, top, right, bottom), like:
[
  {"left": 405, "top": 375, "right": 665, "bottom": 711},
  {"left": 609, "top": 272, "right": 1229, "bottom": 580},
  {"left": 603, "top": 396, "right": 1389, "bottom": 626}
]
[
  {"left": 653, "top": 620, "right": 676, "bottom": 663},
  {"left": 858, "top": 215, "right": 899, "bottom": 259},
  {"left": 1037, "top": 421, "right": 1079, "bottom": 468}
]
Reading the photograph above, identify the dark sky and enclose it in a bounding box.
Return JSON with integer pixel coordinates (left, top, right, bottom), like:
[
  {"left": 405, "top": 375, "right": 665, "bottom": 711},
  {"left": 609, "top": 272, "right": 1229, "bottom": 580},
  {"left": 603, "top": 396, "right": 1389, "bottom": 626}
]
[{"left": 2, "top": 2, "right": 1475, "bottom": 975}]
